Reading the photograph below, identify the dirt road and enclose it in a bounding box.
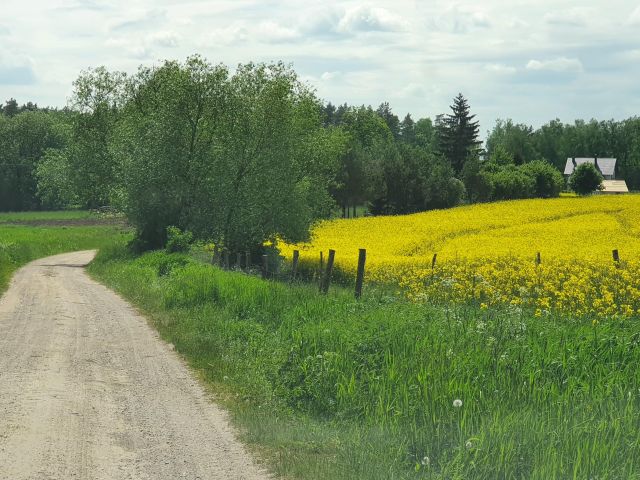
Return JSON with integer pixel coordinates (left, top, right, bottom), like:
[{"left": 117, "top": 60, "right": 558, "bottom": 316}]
[{"left": 0, "top": 251, "right": 270, "bottom": 480}]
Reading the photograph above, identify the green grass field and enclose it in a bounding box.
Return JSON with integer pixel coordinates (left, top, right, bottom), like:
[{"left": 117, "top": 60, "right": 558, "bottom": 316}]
[
  {"left": 0, "top": 210, "right": 93, "bottom": 223},
  {"left": 0, "top": 211, "right": 129, "bottom": 293},
  {"left": 89, "top": 246, "right": 640, "bottom": 480}
]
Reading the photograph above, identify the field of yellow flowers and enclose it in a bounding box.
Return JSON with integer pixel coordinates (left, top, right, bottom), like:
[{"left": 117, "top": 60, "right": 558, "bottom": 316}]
[{"left": 281, "top": 195, "right": 640, "bottom": 318}]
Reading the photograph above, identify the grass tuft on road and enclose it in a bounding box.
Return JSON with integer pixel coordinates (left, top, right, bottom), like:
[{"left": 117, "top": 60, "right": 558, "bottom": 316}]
[{"left": 89, "top": 245, "right": 640, "bottom": 480}]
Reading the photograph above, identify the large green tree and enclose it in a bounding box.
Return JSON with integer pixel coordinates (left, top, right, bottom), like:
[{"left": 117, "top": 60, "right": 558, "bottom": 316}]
[
  {"left": 110, "top": 56, "right": 345, "bottom": 250},
  {"left": 67, "top": 67, "right": 127, "bottom": 208}
]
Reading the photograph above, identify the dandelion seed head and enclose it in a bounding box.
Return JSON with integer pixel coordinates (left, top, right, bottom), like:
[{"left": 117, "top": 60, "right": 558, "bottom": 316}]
[{"left": 453, "top": 399, "right": 463, "bottom": 408}]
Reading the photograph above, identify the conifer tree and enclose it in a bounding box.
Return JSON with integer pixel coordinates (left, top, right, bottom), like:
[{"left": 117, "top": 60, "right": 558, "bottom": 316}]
[{"left": 437, "top": 93, "right": 481, "bottom": 174}]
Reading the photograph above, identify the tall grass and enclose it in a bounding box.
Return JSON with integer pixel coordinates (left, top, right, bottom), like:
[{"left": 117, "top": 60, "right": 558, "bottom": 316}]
[{"left": 90, "top": 246, "right": 640, "bottom": 479}]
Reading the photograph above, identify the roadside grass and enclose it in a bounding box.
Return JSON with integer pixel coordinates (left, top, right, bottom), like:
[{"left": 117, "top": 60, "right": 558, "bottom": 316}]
[
  {"left": 0, "top": 212, "right": 130, "bottom": 293},
  {"left": 89, "top": 245, "right": 640, "bottom": 480}
]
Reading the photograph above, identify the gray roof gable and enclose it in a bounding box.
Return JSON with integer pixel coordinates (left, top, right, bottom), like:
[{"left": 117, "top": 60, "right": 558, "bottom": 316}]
[{"left": 564, "top": 157, "right": 616, "bottom": 176}]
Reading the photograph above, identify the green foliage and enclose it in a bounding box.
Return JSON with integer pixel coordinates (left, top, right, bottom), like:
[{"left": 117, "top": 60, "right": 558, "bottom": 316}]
[
  {"left": 464, "top": 157, "right": 563, "bottom": 202},
  {"left": 95, "top": 56, "right": 346, "bottom": 250},
  {"left": 35, "top": 148, "right": 78, "bottom": 209},
  {"left": 165, "top": 226, "right": 193, "bottom": 253},
  {"left": 569, "top": 162, "right": 604, "bottom": 195},
  {"left": 520, "top": 159, "right": 565, "bottom": 198},
  {"left": 369, "top": 145, "right": 464, "bottom": 215},
  {"left": 66, "top": 67, "right": 127, "bottom": 208},
  {"left": 90, "top": 247, "right": 640, "bottom": 480},
  {"left": 461, "top": 157, "right": 493, "bottom": 202},
  {"left": 0, "top": 110, "right": 71, "bottom": 211},
  {"left": 486, "top": 119, "right": 539, "bottom": 165},
  {"left": 489, "top": 165, "right": 536, "bottom": 200},
  {"left": 488, "top": 144, "right": 515, "bottom": 166}
]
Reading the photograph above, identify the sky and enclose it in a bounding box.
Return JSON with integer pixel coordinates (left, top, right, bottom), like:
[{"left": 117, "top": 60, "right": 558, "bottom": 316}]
[{"left": 1, "top": 0, "right": 639, "bottom": 134}]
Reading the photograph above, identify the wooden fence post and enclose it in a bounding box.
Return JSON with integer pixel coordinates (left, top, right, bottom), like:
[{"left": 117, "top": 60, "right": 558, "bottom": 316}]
[
  {"left": 245, "top": 251, "right": 251, "bottom": 272},
  {"left": 536, "top": 252, "right": 541, "bottom": 266},
  {"left": 318, "top": 251, "right": 324, "bottom": 286},
  {"left": 613, "top": 249, "right": 620, "bottom": 266},
  {"left": 321, "top": 249, "right": 336, "bottom": 294},
  {"left": 291, "top": 250, "right": 300, "bottom": 281},
  {"left": 223, "top": 250, "right": 230, "bottom": 270},
  {"left": 431, "top": 253, "right": 437, "bottom": 270},
  {"left": 236, "top": 252, "right": 242, "bottom": 270},
  {"left": 355, "top": 248, "right": 366, "bottom": 299},
  {"left": 212, "top": 245, "right": 219, "bottom": 265},
  {"left": 261, "top": 254, "right": 268, "bottom": 279}
]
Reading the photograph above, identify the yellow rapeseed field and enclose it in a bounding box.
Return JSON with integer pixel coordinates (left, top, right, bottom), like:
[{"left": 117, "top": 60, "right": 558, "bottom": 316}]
[{"left": 280, "top": 195, "right": 640, "bottom": 318}]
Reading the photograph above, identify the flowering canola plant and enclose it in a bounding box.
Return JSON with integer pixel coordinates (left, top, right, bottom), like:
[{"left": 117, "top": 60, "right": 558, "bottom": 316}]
[{"left": 280, "top": 195, "right": 640, "bottom": 318}]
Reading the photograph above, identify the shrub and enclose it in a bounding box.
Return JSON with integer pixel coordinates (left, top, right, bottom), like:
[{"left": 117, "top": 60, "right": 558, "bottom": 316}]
[
  {"left": 488, "top": 165, "right": 535, "bottom": 200},
  {"left": 520, "top": 159, "right": 564, "bottom": 198},
  {"left": 569, "top": 163, "right": 603, "bottom": 195},
  {"left": 165, "top": 226, "right": 193, "bottom": 253}
]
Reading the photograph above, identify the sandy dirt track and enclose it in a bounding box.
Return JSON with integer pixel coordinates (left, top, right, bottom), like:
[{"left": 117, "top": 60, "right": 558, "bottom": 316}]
[{"left": 0, "top": 251, "right": 270, "bottom": 480}]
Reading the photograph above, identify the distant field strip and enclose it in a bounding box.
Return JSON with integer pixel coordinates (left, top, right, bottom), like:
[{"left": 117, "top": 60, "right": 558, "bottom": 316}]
[
  {"left": 281, "top": 196, "right": 640, "bottom": 318},
  {"left": 0, "top": 211, "right": 128, "bottom": 293}
]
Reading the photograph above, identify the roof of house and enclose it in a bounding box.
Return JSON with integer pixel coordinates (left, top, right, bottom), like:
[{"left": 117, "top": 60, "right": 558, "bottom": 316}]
[
  {"left": 564, "top": 157, "right": 616, "bottom": 177},
  {"left": 601, "top": 180, "right": 629, "bottom": 194}
]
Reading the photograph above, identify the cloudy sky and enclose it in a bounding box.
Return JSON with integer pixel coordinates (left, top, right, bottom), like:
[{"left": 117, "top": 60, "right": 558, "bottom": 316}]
[{"left": 1, "top": 0, "right": 639, "bottom": 133}]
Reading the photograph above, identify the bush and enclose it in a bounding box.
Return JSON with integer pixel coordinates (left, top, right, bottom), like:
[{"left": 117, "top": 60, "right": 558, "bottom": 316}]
[
  {"left": 488, "top": 165, "right": 535, "bottom": 200},
  {"left": 569, "top": 163, "right": 603, "bottom": 195},
  {"left": 422, "top": 158, "right": 465, "bottom": 210},
  {"left": 520, "top": 160, "right": 564, "bottom": 198},
  {"left": 165, "top": 226, "right": 193, "bottom": 253},
  {"left": 462, "top": 157, "right": 493, "bottom": 202}
]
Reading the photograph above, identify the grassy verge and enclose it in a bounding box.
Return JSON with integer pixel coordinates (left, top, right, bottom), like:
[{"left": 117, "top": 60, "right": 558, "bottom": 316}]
[
  {"left": 89, "top": 245, "right": 640, "bottom": 480},
  {"left": 0, "top": 211, "right": 130, "bottom": 293}
]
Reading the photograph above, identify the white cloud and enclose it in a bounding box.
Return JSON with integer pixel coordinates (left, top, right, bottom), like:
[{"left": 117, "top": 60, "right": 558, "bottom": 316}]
[
  {"left": 618, "top": 49, "right": 640, "bottom": 61},
  {"left": 204, "top": 24, "right": 249, "bottom": 46},
  {"left": 431, "top": 5, "right": 491, "bottom": 33},
  {"left": 321, "top": 71, "right": 341, "bottom": 81},
  {"left": 394, "top": 82, "right": 427, "bottom": 99},
  {"left": 337, "top": 5, "right": 409, "bottom": 33},
  {"left": 147, "top": 31, "right": 180, "bottom": 48},
  {"left": 526, "top": 57, "right": 584, "bottom": 73},
  {"left": 629, "top": 5, "right": 640, "bottom": 25},
  {"left": 544, "top": 8, "right": 592, "bottom": 27},
  {"left": 1, "top": 0, "right": 639, "bottom": 131},
  {"left": 485, "top": 64, "right": 517, "bottom": 75},
  {"left": 108, "top": 8, "right": 166, "bottom": 33},
  {"left": 105, "top": 37, "right": 152, "bottom": 59},
  {"left": 256, "top": 21, "right": 299, "bottom": 43}
]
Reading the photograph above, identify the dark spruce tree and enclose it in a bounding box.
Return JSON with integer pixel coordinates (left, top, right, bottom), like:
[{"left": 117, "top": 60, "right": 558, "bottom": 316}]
[{"left": 437, "top": 93, "right": 481, "bottom": 174}]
